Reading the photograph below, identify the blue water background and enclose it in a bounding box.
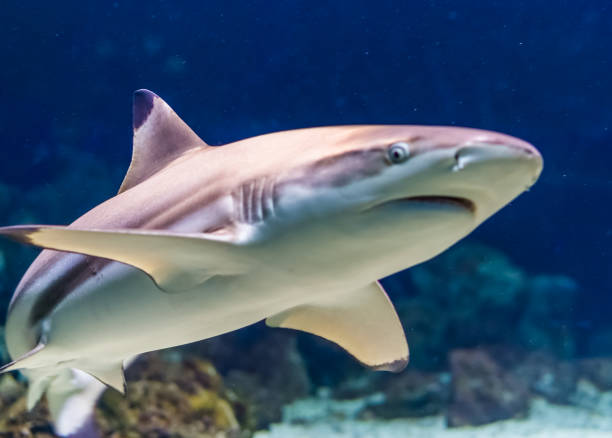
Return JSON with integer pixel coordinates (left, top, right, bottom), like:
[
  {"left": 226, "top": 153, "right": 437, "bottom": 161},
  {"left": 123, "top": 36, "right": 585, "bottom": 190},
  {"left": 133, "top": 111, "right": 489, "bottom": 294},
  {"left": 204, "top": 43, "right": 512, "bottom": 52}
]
[{"left": 0, "top": 1, "right": 609, "bottom": 351}]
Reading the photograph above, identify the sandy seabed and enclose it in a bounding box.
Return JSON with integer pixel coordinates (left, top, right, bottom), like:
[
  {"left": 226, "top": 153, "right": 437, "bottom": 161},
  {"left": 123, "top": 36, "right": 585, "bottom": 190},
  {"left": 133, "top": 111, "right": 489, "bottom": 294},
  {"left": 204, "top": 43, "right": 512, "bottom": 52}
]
[{"left": 255, "top": 398, "right": 612, "bottom": 438}]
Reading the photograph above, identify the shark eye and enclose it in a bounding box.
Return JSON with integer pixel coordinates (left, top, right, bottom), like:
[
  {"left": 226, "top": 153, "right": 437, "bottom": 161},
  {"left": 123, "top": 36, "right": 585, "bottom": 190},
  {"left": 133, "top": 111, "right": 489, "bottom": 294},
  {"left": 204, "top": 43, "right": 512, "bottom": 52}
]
[{"left": 387, "top": 142, "right": 411, "bottom": 164}]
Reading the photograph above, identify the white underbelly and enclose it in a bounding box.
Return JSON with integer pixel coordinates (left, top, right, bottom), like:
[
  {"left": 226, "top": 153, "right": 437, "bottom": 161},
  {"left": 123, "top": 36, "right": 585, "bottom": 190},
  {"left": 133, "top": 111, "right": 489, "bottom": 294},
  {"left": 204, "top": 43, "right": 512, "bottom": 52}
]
[{"left": 44, "top": 262, "right": 299, "bottom": 362}]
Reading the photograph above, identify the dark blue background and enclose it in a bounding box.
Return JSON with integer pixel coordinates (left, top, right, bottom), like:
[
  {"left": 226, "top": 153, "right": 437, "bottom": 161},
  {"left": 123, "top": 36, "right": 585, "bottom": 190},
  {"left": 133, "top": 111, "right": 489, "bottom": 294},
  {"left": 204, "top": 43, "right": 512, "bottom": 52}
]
[{"left": 0, "top": 2, "right": 610, "bottom": 341}]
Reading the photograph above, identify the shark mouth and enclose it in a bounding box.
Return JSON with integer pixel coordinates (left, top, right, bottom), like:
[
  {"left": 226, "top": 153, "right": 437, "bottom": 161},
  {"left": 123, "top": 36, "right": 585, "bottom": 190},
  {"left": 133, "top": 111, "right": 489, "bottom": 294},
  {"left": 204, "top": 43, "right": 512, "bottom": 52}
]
[{"left": 375, "top": 196, "right": 476, "bottom": 213}]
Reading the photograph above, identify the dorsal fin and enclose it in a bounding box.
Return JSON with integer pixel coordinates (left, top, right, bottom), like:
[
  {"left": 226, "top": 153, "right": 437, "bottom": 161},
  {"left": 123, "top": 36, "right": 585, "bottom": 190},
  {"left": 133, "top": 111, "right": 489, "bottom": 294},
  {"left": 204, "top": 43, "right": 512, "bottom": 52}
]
[{"left": 118, "top": 89, "right": 209, "bottom": 194}]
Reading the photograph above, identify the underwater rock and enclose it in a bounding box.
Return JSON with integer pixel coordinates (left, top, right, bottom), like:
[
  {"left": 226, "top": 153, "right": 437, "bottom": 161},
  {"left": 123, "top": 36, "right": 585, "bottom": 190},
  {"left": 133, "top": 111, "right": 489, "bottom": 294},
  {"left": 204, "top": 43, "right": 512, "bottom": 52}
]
[
  {"left": 512, "top": 351, "right": 578, "bottom": 404},
  {"left": 568, "top": 378, "right": 612, "bottom": 417},
  {"left": 517, "top": 275, "right": 578, "bottom": 358},
  {"left": 578, "top": 358, "right": 612, "bottom": 391},
  {"left": 366, "top": 370, "right": 451, "bottom": 419},
  {"left": 447, "top": 348, "right": 529, "bottom": 427}
]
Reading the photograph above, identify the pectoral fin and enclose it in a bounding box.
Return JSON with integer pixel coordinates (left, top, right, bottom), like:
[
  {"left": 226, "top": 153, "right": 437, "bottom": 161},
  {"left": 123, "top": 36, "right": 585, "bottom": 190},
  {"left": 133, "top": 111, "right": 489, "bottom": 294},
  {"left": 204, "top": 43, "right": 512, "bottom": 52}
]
[
  {"left": 266, "top": 282, "right": 409, "bottom": 372},
  {"left": 0, "top": 225, "right": 248, "bottom": 293}
]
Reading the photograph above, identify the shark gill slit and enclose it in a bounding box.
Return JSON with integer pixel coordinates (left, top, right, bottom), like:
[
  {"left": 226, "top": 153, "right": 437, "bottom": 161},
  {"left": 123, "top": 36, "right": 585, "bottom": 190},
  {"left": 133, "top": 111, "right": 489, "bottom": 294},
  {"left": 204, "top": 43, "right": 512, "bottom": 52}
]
[
  {"left": 263, "top": 177, "right": 276, "bottom": 219},
  {"left": 248, "top": 179, "right": 259, "bottom": 223},
  {"left": 234, "top": 182, "right": 250, "bottom": 224},
  {"left": 235, "top": 184, "right": 243, "bottom": 223},
  {"left": 248, "top": 181, "right": 256, "bottom": 223},
  {"left": 257, "top": 177, "right": 276, "bottom": 222},
  {"left": 236, "top": 178, "right": 273, "bottom": 225},
  {"left": 245, "top": 182, "right": 253, "bottom": 223},
  {"left": 246, "top": 180, "right": 255, "bottom": 223},
  {"left": 255, "top": 178, "right": 265, "bottom": 221}
]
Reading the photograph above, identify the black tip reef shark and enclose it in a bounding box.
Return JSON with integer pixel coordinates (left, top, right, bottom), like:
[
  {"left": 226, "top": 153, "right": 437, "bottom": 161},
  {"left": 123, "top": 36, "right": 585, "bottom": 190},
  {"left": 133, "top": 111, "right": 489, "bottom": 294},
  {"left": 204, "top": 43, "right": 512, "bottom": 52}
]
[{"left": 0, "top": 90, "right": 542, "bottom": 435}]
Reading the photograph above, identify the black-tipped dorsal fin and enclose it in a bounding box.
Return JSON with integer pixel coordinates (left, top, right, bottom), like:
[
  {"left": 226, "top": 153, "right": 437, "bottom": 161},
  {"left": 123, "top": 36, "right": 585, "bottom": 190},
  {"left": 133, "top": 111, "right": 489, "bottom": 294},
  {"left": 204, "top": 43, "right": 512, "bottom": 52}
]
[{"left": 118, "top": 89, "right": 209, "bottom": 194}]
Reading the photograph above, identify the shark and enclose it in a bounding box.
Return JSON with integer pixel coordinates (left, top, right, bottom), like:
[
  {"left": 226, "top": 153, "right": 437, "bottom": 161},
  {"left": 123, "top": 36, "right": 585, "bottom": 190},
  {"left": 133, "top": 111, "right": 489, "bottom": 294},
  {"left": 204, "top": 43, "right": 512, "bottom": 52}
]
[{"left": 0, "top": 90, "right": 542, "bottom": 435}]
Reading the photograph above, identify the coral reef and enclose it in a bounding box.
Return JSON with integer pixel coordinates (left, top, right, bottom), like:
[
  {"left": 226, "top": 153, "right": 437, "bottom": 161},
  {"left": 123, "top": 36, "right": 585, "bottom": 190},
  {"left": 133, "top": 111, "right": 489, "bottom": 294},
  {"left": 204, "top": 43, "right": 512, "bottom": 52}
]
[
  {"left": 0, "top": 351, "right": 250, "bottom": 437},
  {"left": 446, "top": 348, "right": 612, "bottom": 427},
  {"left": 447, "top": 348, "right": 529, "bottom": 426},
  {"left": 97, "top": 352, "right": 246, "bottom": 437},
  {"left": 0, "top": 373, "right": 55, "bottom": 437}
]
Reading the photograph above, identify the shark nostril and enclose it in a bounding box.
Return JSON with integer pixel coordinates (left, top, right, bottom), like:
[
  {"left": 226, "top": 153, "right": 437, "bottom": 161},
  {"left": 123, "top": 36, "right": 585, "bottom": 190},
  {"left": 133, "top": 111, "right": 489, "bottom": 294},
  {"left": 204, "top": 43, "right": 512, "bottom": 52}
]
[
  {"left": 477, "top": 136, "right": 539, "bottom": 157},
  {"left": 453, "top": 148, "right": 466, "bottom": 171},
  {"left": 521, "top": 146, "right": 535, "bottom": 156}
]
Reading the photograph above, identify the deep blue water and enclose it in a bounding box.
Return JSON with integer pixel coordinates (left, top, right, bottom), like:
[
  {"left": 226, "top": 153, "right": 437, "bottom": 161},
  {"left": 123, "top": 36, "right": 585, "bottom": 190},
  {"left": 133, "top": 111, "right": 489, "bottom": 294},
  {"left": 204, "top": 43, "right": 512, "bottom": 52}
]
[{"left": 0, "top": 1, "right": 610, "bottom": 350}]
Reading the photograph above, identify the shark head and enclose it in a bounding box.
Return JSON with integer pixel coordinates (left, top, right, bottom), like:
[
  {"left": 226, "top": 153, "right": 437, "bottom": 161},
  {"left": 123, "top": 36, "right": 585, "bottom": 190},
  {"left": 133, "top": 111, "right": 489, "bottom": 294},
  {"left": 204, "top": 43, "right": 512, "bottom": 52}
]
[{"left": 265, "top": 125, "right": 543, "bottom": 278}]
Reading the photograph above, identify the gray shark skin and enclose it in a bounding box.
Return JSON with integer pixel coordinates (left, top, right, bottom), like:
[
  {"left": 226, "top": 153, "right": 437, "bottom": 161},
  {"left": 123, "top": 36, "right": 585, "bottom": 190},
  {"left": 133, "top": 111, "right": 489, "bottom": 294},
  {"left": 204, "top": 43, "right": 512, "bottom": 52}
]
[{"left": 0, "top": 90, "right": 542, "bottom": 435}]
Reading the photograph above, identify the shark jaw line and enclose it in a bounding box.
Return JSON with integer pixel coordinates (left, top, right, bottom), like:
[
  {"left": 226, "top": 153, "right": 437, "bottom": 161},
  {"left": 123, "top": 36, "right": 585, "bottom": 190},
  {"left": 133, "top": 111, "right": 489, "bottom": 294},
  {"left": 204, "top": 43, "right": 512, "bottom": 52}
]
[{"left": 368, "top": 195, "right": 476, "bottom": 214}]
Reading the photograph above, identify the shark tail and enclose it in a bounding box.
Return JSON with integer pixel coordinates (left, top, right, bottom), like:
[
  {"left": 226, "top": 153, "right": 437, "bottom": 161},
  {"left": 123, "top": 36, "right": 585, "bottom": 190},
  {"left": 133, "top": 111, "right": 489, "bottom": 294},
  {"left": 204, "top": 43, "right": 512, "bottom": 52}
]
[{"left": 23, "top": 368, "right": 106, "bottom": 437}]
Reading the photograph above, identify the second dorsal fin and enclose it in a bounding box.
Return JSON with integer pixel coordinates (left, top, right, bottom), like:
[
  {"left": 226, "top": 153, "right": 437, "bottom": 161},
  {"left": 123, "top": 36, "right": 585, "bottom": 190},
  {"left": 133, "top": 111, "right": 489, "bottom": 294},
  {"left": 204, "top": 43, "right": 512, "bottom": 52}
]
[{"left": 118, "top": 89, "right": 209, "bottom": 194}]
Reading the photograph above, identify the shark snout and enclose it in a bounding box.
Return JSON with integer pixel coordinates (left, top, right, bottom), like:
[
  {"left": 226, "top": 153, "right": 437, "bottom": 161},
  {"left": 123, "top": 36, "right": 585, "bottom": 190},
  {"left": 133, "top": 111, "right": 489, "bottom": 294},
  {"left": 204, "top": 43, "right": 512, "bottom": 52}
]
[
  {"left": 466, "top": 133, "right": 541, "bottom": 158},
  {"left": 453, "top": 134, "right": 543, "bottom": 180},
  {"left": 436, "top": 132, "right": 543, "bottom": 218}
]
